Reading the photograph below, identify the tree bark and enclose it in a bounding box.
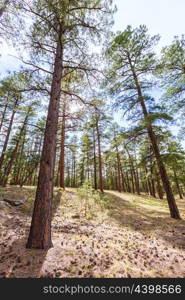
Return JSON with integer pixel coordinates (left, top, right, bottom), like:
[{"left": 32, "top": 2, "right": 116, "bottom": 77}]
[
  {"left": 26, "top": 39, "right": 64, "bottom": 249},
  {"left": 155, "top": 168, "right": 164, "bottom": 199},
  {"left": 0, "top": 93, "right": 9, "bottom": 133},
  {"left": 129, "top": 59, "right": 181, "bottom": 219},
  {"left": 92, "top": 126, "right": 97, "bottom": 190},
  {"left": 0, "top": 108, "right": 29, "bottom": 186},
  {"left": 0, "top": 98, "right": 18, "bottom": 170},
  {"left": 59, "top": 104, "right": 65, "bottom": 189},
  {"left": 96, "top": 117, "right": 104, "bottom": 193},
  {"left": 116, "top": 146, "right": 122, "bottom": 193},
  {"left": 173, "top": 168, "right": 183, "bottom": 199}
]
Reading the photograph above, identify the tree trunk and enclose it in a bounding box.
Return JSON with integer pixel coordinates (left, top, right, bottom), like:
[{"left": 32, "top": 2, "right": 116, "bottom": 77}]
[
  {"left": 173, "top": 168, "right": 183, "bottom": 199},
  {"left": 130, "top": 63, "right": 181, "bottom": 219},
  {"left": 59, "top": 105, "right": 65, "bottom": 189},
  {"left": 116, "top": 146, "right": 122, "bottom": 193},
  {"left": 96, "top": 118, "right": 104, "bottom": 193},
  {"left": 120, "top": 164, "right": 126, "bottom": 192},
  {"left": 0, "top": 98, "right": 18, "bottom": 170},
  {"left": 26, "top": 40, "right": 64, "bottom": 249},
  {"left": 0, "top": 94, "right": 9, "bottom": 133},
  {"left": 155, "top": 168, "right": 163, "bottom": 199},
  {"left": 92, "top": 127, "right": 97, "bottom": 190},
  {"left": 130, "top": 166, "right": 135, "bottom": 194},
  {"left": 0, "top": 108, "right": 29, "bottom": 186},
  {"left": 125, "top": 170, "right": 131, "bottom": 193}
]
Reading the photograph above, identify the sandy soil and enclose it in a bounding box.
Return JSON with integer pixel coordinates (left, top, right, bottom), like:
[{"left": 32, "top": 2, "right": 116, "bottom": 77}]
[{"left": 0, "top": 187, "right": 185, "bottom": 278}]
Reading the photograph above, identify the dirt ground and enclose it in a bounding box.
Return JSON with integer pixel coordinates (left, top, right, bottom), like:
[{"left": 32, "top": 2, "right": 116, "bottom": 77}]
[{"left": 0, "top": 186, "right": 185, "bottom": 278}]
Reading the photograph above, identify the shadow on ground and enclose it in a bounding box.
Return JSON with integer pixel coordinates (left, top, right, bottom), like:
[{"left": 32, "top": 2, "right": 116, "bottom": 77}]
[
  {"left": 105, "top": 191, "right": 185, "bottom": 249},
  {"left": 0, "top": 187, "right": 63, "bottom": 278}
]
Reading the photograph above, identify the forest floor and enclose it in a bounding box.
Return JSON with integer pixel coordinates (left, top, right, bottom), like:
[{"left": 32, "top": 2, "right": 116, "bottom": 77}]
[{"left": 0, "top": 186, "right": 185, "bottom": 278}]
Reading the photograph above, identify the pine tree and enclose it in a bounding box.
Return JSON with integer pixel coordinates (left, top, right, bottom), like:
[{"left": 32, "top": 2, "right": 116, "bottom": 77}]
[{"left": 105, "top": 25, "right": 181, "bottom": 219}]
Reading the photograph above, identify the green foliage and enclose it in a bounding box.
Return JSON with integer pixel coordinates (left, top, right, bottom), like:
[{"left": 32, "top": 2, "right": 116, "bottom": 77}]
[
  {"left": 104, "top": 25, "right": 160, "bottom": 118},
  {"left": 77, "top": 180, "right": 110, "bottom": 218},
  {"left": 158, "top": 35, "right": 185, "bottom": 114}
]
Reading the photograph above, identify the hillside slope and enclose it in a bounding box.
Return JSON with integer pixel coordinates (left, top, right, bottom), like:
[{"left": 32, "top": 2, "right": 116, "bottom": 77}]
[{"left": 0, "top": 186, "right": 185, "bottom": 278}]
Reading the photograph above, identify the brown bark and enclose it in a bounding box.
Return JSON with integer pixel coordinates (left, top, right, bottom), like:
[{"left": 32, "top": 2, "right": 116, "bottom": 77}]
[
  {"left": 129, "top": 56, "right": 181, "bottom": 219},
  {"left": 0, "top": 98, "right": 18, "bottom": 170},
  {"left": 116, "top": 146, "right": 122, "bottom": 193},
  {"left": 26, "top": 39, "right": 64, "bottom": 249},
  {"left": 125, "top": 170, "right": 131, "bottom": 193},
  {"left": 59, "top": 105, "right": 65, "bottom": 189},
  {"left": 155, "top": 168, "right": 164, "bottom": 199},
  {"left": 0, "top": 94, "right": 9, "bottom": 133},
  {"left": 173, "top": 169, "right": 183, "bottom": 199},
  {"left": 120, "top": 164, "right": 126, "bottom": 192},
  {"left": 96, "top": 117, "right": 104, "bottom": 193},
  {"left": 0, "top": 108, "right": 30, "bottom": 186},
  {"left": 92, "top": 126, "right": 97, "bottom": 190}
]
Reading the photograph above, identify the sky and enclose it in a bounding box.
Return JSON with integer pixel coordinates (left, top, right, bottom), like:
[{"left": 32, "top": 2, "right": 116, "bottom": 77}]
[
  {"left": 111, "top": 0, "right": 185, "bottom": 127},
  {"left": 113, "top": 0, "right": 185, "bottom": 50},
  {"left": 1, "top": 0, "right": 185, "bottom": 74}
]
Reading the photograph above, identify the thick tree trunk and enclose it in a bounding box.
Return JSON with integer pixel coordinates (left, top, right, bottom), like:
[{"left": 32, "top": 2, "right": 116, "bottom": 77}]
[{"left": 26, "top": 40, "right": 64, "bottom": 249}]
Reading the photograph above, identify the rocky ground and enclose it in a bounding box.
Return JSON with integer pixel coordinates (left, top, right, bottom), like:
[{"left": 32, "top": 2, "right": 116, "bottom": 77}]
[{"left": 0, "top": 186, "right": 185, "bottom": 278}]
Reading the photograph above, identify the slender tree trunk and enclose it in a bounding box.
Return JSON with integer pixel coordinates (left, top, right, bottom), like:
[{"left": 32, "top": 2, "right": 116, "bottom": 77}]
[
  {"left": 155, "top": 168, "right": 163, "bottom": 199},
  {"left": 125, "top": 170, "right": 131, "bottom": 193},
  {"left": 150, "top": 165, "right": 156, "bottom": 198},
  {"left": 135, "top": 167, "right": 140, "bottom": 195},
  {"left": 130, "top": 166, "right": 135, "bottom": 193},
  {"left": 173, "top": 168, "right": 183, "bottom": 199},
  {"left": 96, "top": 118, "right": 104, "bottom": 193},
  {"left": 73, "top": 152, "right": 76, "bottom": 187},
  {"left": 0, "top": 94, "right": 9, "bottom": 133},
  {"left": 0, "top": 109, "right": 29, "bottom": 186},
  {"left": 116, "top": 146, "right": 122, "bottom": 193},
  {"left": 80, "top": 158, "right": 85, "bottom": 186},
  {"left": 120, "top": 164, "right": 126, "bottom": 192},
  {"left": 59, "top": 106, "right": 65, "bottom": 189},
  {"left": 130, "top": 62, "right": 181, "bottom": 219},
  {"left": 26, "top": 39, "right": 64, "bottom": 249},
  {"left": 0, "top": 98, "right": 18, "bottom": 169},
  {"left": 92, "top": 127, "right": 97, "bottom": 190}
]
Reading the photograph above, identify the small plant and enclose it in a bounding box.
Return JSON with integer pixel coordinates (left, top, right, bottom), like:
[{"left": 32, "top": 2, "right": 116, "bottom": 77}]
[
  {"left": 77, "top": 181, "right": 111, "bottom": 219},
  {"left": 77, "top": 181, "right": 95, "bottom": 218}
]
